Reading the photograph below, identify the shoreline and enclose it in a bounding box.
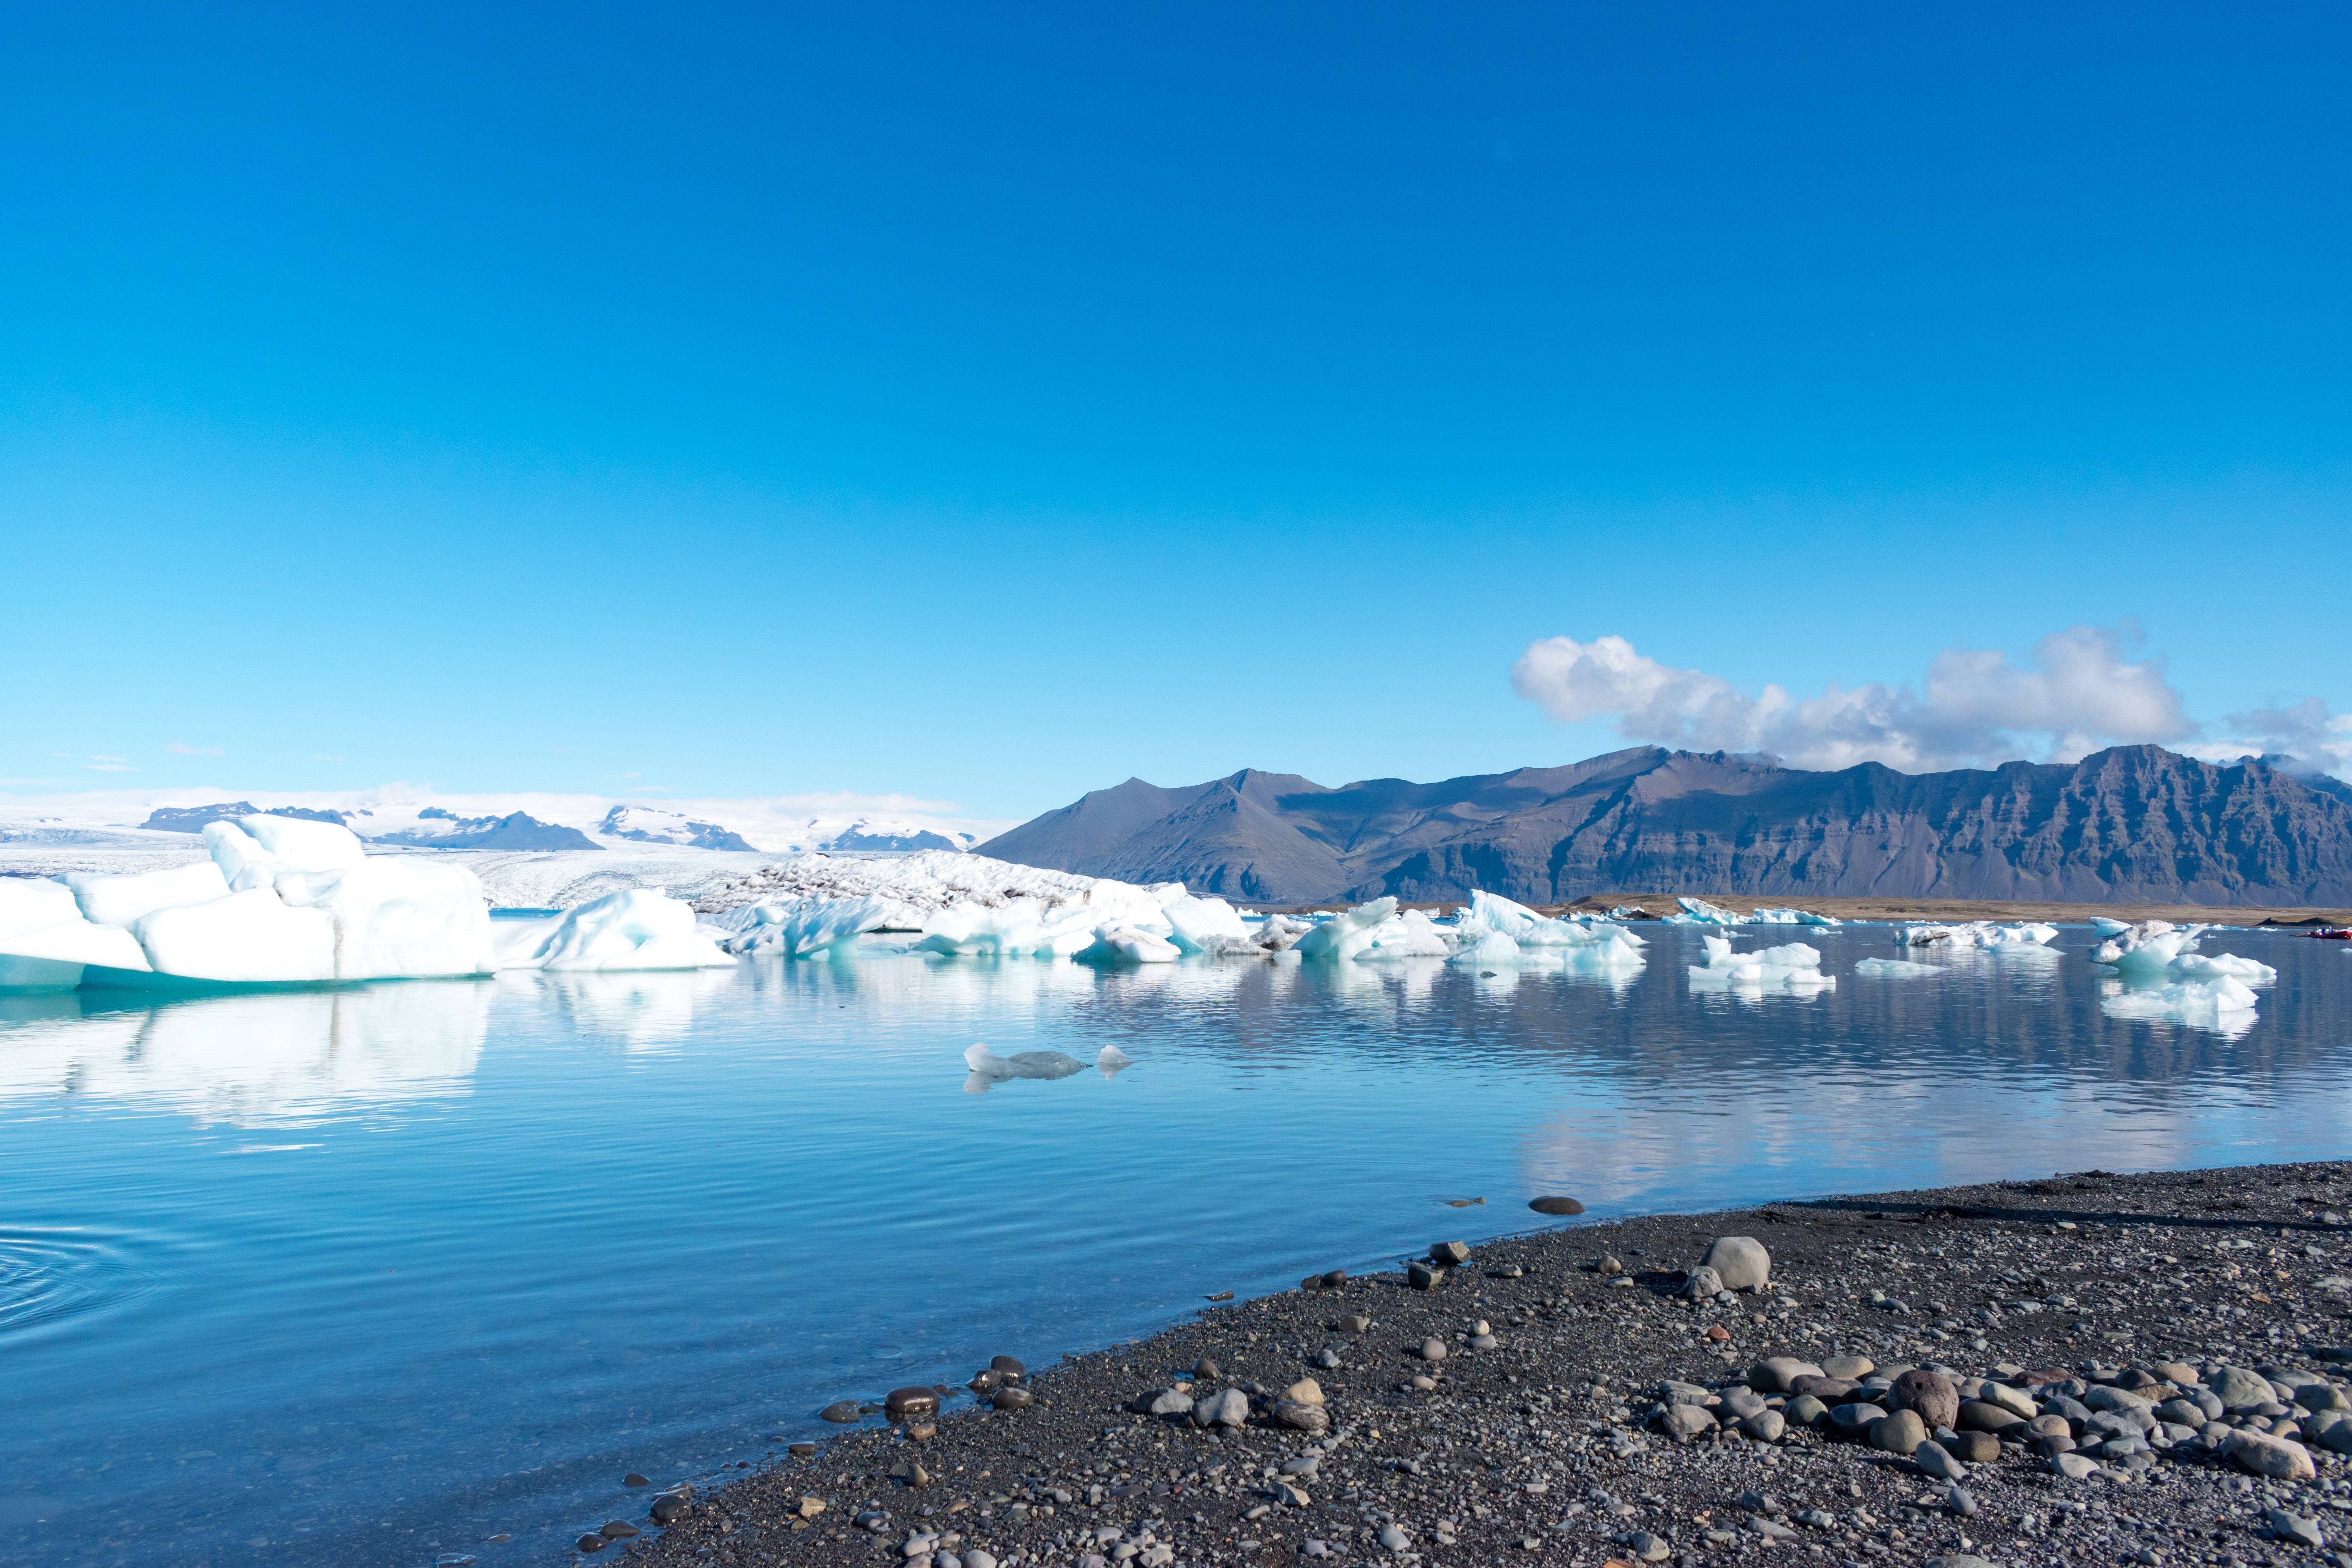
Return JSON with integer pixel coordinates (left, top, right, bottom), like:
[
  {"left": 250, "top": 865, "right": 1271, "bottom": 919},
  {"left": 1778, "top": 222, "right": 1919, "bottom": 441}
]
[{"left": 594, "top": 1160, "right": 2352, "bottom": 1567}]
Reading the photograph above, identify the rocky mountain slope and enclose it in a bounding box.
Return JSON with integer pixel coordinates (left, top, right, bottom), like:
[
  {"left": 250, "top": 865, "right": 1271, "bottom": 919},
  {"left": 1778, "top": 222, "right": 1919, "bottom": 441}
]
[{"left": 979, "top": 746, "right": 2352, "bottom": 907}]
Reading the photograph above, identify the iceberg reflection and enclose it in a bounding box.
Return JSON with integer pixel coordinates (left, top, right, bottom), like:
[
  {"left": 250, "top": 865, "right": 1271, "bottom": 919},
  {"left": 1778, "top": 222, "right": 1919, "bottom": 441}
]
[{"left": 0, "top": 982, "right": 490, "bottom": 1126}]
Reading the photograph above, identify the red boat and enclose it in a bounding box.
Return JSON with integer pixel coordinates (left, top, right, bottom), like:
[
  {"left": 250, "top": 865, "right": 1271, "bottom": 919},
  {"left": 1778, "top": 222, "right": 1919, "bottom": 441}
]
[{"left": 2310, "top": 928, "right": 2352, "bottom": 940}]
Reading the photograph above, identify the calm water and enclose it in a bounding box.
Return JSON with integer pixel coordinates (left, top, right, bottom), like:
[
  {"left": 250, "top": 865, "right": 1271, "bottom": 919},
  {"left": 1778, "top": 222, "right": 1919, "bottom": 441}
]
[{"left": 2, "top": 925, "right": 2347, "bottom": 1566}]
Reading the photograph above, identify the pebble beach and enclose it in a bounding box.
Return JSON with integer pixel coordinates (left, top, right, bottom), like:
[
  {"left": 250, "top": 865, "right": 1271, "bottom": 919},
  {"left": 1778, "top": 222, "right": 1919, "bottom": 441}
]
[{"left": 573, "top": 1160, "right": 2352, "bottom": 1568}]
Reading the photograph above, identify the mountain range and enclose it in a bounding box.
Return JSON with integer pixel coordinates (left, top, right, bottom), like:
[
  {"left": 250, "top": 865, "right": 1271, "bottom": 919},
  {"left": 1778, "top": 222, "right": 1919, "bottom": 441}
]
[{"left": 977, "top": 746, "right": 2352, "bottom": 907}]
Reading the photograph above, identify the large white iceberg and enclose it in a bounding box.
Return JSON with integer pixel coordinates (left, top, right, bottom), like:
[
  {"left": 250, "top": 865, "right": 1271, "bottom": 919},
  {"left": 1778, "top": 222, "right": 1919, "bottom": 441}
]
[
  {"left": 1896, "top": 921, "right": 2058, "bottom": 949},
  {"left": 493, "top": 889, "right": 733, "bottom": 973},
  {"left": 1292, "top": 898, "right": 1399, "bottom": 962},
  {"left": 1662, "top": 896, "right": 1740, "bottom": 926},
  {"left": 1688, "top": 935, "right": 1835, "bottom": 994},
  {"left": 0, "top": 817, "right": 725, "bottom": 988},
  {"left": 1744, "top": 906, "right": 1842, "bottom": 927},
  {"left": 2084, "top": 918, "right": 2274, "bottom": 1032},
  {"left": 1351, "top": 908, "right": 1454, "bottom": 962},
  {"left": 2099, "top": 974, "right": 2261, "bottom": 1036}
]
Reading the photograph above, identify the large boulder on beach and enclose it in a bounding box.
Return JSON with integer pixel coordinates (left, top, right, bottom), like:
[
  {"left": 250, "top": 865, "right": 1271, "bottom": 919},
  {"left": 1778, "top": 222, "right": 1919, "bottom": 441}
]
[
  {"left": 2210, "top": 1367, "right": 2276, "bottom": 1411},
  {"left": 1873, "top": 1408, "right": 1929, "bottom": 1455},
  {"left": 1699, "top": 1236, "right": 1771, "bottom": 1291},
  {"left": 1888, "top": 1369, "right": 1959, "bottom": 1430},
  {"left": 1192, "top": 1388, "right": 1249, "bottom": 1428},
  {"left": 2227, "top": 1428, "right": 2316, "bottom": 1480}
]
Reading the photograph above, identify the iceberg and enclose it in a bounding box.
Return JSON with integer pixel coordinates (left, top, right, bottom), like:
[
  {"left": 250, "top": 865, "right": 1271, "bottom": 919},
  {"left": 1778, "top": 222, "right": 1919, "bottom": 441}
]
[
  {"left": 1291, "top": 898, "right": 1399, "bottom": 962},
  {"left": 2086, "top": 920, "right": 2275, "bottom": 1010},
  {"left": 1160, "top": 895, "right": 1249, "bottom": 954},
  {"left": 2090, "top": 916, "right": 2131, "bottom": 935},
  {"left": 1688, "top": 935, "right": 1835, "bottom": 994},
  {"left": 2099, "top": 974, "right": 2261, "bottom": 1036},
  {"left": 1448, "top": 928, "right": 1523, "bottom": 965},
  {"left": 494, "top": 888, "right": 733, "bottom": 973},
  {"left": 1854, "top": 957, "right": 1942, "bottom": 979},
  {"left": 1352, "top": 908, "right": 1453, "bottom": 962},
  {"left": 1562, "top": 924, "right": 1649, "bottom": 970},
  {"left": 1896, "top": 921, "right": 2058, "bottom": 949},
  {"left": 2, "top": 816, "right": 726, "bottom": 989},
  {"left": 717, "top": 895, "right": 895, "bottom": 958},
  {"left": 1457, "top": 889, "right": 1641, "bottom": 949},
  {"left": 1744, "top": 906, "right": 1842, "bottom": 927},
  {"left": 1074, "top": 925, "right": 1183, "bottom": 965},
  {"left": 914, "top": 899, "right": 1111, "bottom": 959},
  {"left": 962, "top": 1040, "right": 1134, "bottom": 1093},
  {"left": 1662, "top": 896, "right": 1740, "bottom": 926}
]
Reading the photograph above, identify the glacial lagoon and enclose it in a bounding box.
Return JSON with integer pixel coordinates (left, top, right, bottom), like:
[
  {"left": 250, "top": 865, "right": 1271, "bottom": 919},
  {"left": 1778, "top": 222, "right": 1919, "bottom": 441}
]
[{"left": 2, "top": 925, "right": 2348, "bottom": 1565}]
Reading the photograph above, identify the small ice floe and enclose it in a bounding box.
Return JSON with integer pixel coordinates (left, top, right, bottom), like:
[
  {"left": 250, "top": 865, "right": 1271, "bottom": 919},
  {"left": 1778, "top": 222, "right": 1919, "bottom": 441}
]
[
  {"left": 1743, "top": 907, "right": 1842, "bottom": 927},
  {"left": 1687, "top": 935, "right": 1834, "bottom": 995},
  {"left": 1074, "top": 925, "right": 1183, "bottom": 965},
  {"left": 2099, "top": 975, "right": 2262, "bottom": 1037},
  {"left": 1895, "top": 921, "right": 2058, "bottom": 949},
  {"left": 1292, "top": 898, "right": 1399, "bottom": 962},
  {"left": 2090, "top": 916, "right": 2131, "bottom": 935},
  {"left": 962, "top": 1041, "right": 1131, "bottom": 1094},
  {"left": 1853, "top": 957, "right": 1942, "bottom": 979},
  {"left": 2088, "top": 919, "right": 2275, "bottom": 1034},
  {"left": 1351, "top": 909, "right": 1453, "bottom": 962},
  {"left": 1661, "top": 897, "right": 1740, "bottom": 926}
]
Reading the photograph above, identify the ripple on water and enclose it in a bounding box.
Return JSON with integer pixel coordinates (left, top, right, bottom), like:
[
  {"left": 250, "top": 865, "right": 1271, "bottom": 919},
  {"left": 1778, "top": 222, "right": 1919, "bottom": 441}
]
[{"left": 0, "top": 1228, "right": 165, "bottom": 1345}]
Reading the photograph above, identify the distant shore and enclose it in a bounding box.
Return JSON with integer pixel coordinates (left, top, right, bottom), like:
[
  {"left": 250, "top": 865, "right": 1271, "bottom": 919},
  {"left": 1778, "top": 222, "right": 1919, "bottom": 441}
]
[
  {"left": 604, "top": 1160, "right": 2352, "bottom": 1568},
  {"left": 1252, "top": 894, "right": 2352, "bottom": 928}
]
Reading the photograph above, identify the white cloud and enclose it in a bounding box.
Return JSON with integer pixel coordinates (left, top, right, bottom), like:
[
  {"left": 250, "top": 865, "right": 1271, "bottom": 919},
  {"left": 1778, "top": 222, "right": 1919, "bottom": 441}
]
[
  {"left": 167, "top": 742, "right": 226, "bottom": 756},
  {"left": 1510, "top": 625, "right": 2198, "bottom": 772},
  {"left": 2198, "top": 697, "right": 2352, "bottom": 776},
  {"left": 85, "top": 755, "right": 140, "bottom": 774}
]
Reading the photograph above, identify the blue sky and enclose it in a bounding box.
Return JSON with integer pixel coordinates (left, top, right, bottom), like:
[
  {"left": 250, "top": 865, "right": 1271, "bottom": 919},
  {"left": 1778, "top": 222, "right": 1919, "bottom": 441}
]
[{"left": 5, "top": 2, "right": 2348, "bottom": 820}]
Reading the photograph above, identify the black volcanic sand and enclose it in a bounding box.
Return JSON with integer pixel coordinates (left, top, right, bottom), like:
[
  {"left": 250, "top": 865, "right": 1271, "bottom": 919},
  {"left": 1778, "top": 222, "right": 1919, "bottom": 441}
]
[{"left": 576, "top": 1163, "right": 2352, "bottom": 1568}]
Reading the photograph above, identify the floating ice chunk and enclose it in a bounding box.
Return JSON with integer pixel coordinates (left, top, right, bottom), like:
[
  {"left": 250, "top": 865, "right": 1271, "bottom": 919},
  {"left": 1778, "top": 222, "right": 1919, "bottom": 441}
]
[
  {"left": 1688, "top": 935, "right": 1835, "bottom": 993},
  {"left": 293, "top": 858, "right": 497, "bottom": 980},
  {"left": 132, "top": 888, "right": 339, "bottom": 983},
  {"left": 1354, "top": 908, "right": 1452, "bottom": 962},
  {"left": 2090, "top": 916, "right": 2131, "bottom": 935},
  {"left": 915, "top": 898, "right": 1106, "bottom": 958},
  {"left": 1744, "top": 907, "right": 1842, "bottom": 927},
  {"left": 67, "top": 860, "right": 232, "bottom": 928},
  {"left": 1898, "top": 921, "right": 2057, "bottom": 949},
  {"left": 1855, "top": 957, "right": 1942, "bottom": 979},
  {"left": 1162, "top": 895, "right": 1249, "bottom": 954},
  {"left": 1660, "top": 896, "right": 1740, "bottom": 926},
  {"left": 720, "top": 895, "right": 895, "bottom": 958},
  {"left": 1448, "top": 928, "right": 1523, "bottom": 965},
  {"left": 1075, "top": 924, "right": 1183, "bottom": 965},
  {"left": 1292, "top": 897, "right": 1399, "bottom": 962},
  {"left": 2171, "top": 951, "right": 2277, "bottom": 984},
  {"left": 1459, "top": 889, "right": 1627, "bottom": 948},
  {"left": 0, "top": 880, "right": 153, "bottom": 988},
  {"left": 1097, "top": 1044, "right": 1133, "bottom": 1078},
  {"left": 2100, "top": 974, "right": 2260, "bottom": 1035},
  {"left": 498, "top": 888, "right": 733, "bottom": 972},
  {"left": 236, "top": 813, "right": 369, "bottom": 874},
  {"left": 0, "top": 877, "right": 82, "bottom": 941},
  {"left": 1563, "top": 925, "right": 1649, "bottom": 969},
  {"left": 963, "top": 1040, "right": 1093, "bottom": 1092}
]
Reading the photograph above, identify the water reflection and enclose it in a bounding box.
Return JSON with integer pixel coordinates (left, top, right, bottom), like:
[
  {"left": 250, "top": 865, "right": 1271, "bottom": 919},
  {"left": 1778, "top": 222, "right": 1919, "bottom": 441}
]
[{"left": 0, "top": 982, "right": 489, "bottom": 1125}]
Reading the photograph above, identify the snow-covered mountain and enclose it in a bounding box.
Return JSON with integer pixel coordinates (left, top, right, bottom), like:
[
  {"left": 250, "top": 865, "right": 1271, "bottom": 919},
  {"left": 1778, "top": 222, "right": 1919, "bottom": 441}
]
[{"left": 597, "top": 805, "right": 756, "bottom": 851}]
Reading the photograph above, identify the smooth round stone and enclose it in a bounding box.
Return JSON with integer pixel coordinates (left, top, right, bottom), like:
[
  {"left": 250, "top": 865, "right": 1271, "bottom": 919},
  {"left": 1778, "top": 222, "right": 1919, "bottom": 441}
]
[
  {"left": 576, "top": 1535, "right": 608, "bottom": 1554},
  {"left": 649, "top": 1495, "right": 689, "bottom": 1525},
  {"left": 1468, "top": 1334, "right": 1499, "bottom": 1351},
  {"left": 600, "top": 1521, "right": 640, "bottom": 1539},
  {"left": 886, "top": 1387, "right": 941, "bottom": 1420},
  {"left": 1785, "top": 1395, "right": 1829, "bottom": 1427},
  {"left": 1378, "top": 1524, "right": 1410, "bottom": 1550},
  {"left": 1528, "top": 1196, "right": 1585, "bottom": 1216},
  {"left": 819, "top": 1401, "right": 863, "bottom": 1423},
  {"left": 1889, "top": 1369, "right": 1960, "bottom": 1431},
  {"left": 1914, "top": 1440, "right": 1966, "bottom": 1481},
  {"left": 1958, "top": 1400, "right": 2023, "bottom": 1434},
  {"left": 1662, "top": 1402, "right": 1717, "bottom": 1441},
  {"left": 1274, "top": 1399, "right": 1331, "bottom": 1433},
  {"left": 1192, "top": 1388, "right": 1249, "bottom": 1428},
  {"left": 787, "top": 1442, "right": 816, "bottom": 1458},
  {"left": 1791, "top": 1376, "right": 1859, "bottom": 1402},
  {"left": 2034, "top": 1432, "right": 2077, "bottom": 1457},
  {"left": 1828, "top": 1402, "right": 1889, "bottom": 1440},
  {"left": 1749, "top": 1357, "right": 1825, "bottom": 1393},
  {"left": 1682, "top": 1266, "right": 1725, "bottom": 1300},
  {"left": 623, "top": 1473, "right": 650, "bottom": 1487},
  {"left": 1420, "top": 1338, "right": 1449, "bottom": 1362},
  {"left": 1195, "top": 1357, "right": 1221, "bottom": 1381},
  {"left": 1284, "top": 1379, "right": 1326, "bottom": 1406},
  {"left": 1698, "top": 1235, "right": 1771, "bottom": 1291},
  {"left": 1950, "top": 1431, "right": 2002, "bottom": 1464},
  {"left": 990, "top": 1356, "right": 1027, "bottom": 1383},
  {"left": 2025, "top": 1412, "right": 2071, "bottom": 1439},
  {"left": 2209, "top": 1366, "right": 2274, "bottom": 1410},
  {"left": 1741, "top": 1410, "right": 1787, "bottom": 1443},
  {"left": 1820, "top": 1355, "right": 1876, "bottom": 1381},
  {"left": 1873, "top": 1409, "right": 1929, "bottom": 1455},
  {"left": 1721, "top": 1390, "right": 1768, "bottom": 1420},
  {"left": 992, "top": 1386, "right": 1034, "bottom": 1410},
  {"left": 1429, "top": 1241, "right": 1471, "bottom": 1266},
  {"left": 968, "top": 1369, "right": 1000, "bottom": 1393}
]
